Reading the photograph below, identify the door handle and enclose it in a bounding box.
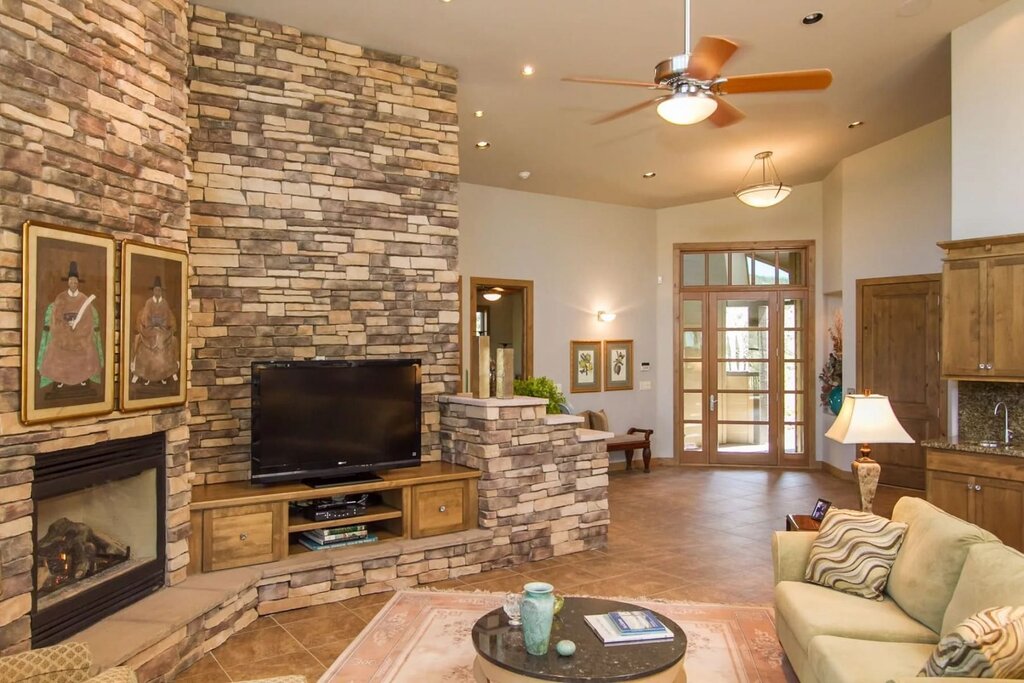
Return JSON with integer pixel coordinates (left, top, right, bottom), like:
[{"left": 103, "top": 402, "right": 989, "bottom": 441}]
[{"left": 709, "top": 395, "right": 717, "bottom": 412}]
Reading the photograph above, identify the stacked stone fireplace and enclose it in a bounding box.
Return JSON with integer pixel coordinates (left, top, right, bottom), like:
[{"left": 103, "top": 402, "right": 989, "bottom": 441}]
[{"left": 31, "top": 434, "right": 166, "bottom": 646}]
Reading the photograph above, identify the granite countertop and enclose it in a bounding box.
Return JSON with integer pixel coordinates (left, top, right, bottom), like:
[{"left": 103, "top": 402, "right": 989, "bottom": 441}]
[{"left": 921, "top": 437, "right": 1024, "bottom": 458}]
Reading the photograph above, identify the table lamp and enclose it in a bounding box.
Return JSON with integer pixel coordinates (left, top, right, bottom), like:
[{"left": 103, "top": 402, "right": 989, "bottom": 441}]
[{"left": 824, "top": 391, "right": 914, "bottom": 513}]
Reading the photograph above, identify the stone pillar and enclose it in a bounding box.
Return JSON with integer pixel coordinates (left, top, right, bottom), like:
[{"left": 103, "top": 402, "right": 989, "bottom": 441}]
[{"left": 440, "top": 396, "right": 609, "bottom": 564}]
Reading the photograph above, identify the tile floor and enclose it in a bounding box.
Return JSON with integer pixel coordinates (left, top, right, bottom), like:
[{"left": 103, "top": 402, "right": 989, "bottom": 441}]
[{"left": 176, "top": 466, "right": 915, "bottom": 681}]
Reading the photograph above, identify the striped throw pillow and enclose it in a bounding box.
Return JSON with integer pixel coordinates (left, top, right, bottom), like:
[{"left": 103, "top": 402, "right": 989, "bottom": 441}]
[
  {"left": 803, "top": 508, "right": 907, "bottom": 600},
  {"left": 921, "top": 606, "right": 1024, "bottom": 678}
]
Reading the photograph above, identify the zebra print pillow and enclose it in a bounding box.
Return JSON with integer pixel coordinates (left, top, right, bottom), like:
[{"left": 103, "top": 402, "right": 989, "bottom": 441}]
[
  {"left": 921, "top": 606, "right": 1024, "bottom": 678},
  {"left": 803, "top": 508, "right": 907, "bottom": 600}
]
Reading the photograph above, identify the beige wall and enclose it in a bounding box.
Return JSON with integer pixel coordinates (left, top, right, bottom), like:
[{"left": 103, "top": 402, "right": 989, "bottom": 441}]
[
  {"left": 458, "top": 184, "right": 658, "bottom": 436},
  {"left": 951, "top": 0, "right": 1024, "bottom": 239}
]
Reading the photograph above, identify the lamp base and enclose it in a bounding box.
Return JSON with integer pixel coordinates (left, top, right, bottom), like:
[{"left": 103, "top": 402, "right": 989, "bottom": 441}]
[{"left": 851, "top": 447, "right": 881, "bottom": 514}]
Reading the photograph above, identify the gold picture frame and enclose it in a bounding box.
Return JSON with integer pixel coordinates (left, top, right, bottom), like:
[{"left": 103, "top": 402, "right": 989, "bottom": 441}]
[
  {"left": 120, "top": 241, "right": 188, "bottom": 412},
  {"left": 21, "top": 221, "right": 116, "bottom": 424},
  {"left": 570, "top": 340, "right": 602, "bottom": 393},
  {"left": 604, "top": 339, "right": 634, "bottom": 391}
]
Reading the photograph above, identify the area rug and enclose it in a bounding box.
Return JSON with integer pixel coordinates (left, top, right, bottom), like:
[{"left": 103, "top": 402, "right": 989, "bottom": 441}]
[{"left": 320, "top": 590, "right": 794, "bottom": 682}]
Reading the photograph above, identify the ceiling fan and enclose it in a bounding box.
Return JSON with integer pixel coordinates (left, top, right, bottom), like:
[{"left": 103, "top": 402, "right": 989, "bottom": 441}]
[{"left": 562, "top": 0, "right": 833, "bottom": 127}]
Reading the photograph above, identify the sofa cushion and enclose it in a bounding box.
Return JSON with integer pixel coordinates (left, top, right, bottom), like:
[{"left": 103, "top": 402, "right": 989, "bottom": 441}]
[
  {"left": 590, "top": 409, "right": 609, "bottom": 432},
  {"left": 922, "top": 606, "right": 1024, "bottom": 678},
  {"left": 804, "top": 508, "right": 907, "bottom": 600},
  {"left": 808, "top": 635, "right": 934, "bottom": 683},
  {"left": 887, "top": 497, "right": 998, "bottom": 633},
  {"left": 942, "top": 542, "right": 1024, "bottom": 636},
  {"left": 775, "top": 581, "right": 939, "bottom": 651},
  {"left": 575, "top": 411, "right": 593, "bottom": 429}
]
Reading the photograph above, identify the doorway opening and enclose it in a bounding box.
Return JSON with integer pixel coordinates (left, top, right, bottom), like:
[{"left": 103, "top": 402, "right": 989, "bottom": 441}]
[
  {"left": 675, "top": 242, "right": 815, "bottom": 467},
  {"left": 467, "top": 277, "right": 534, "bottom": 394}
]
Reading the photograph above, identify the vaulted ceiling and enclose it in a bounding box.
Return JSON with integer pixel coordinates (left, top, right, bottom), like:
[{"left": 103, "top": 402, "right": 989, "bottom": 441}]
[{"left": 197, "top": 0, "right": 1005, "bottom": 208}]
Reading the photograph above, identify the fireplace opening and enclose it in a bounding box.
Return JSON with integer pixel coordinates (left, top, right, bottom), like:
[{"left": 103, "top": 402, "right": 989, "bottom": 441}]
[{"left": 32, "top": 433, "right": 166, "bottom": 646}]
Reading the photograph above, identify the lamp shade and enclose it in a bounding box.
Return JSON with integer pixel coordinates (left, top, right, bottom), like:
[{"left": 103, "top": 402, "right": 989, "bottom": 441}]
[
  {"left": 656, "top": 92, "right": 718, "bottom": 125},
  {"left": 825, "top": 393, "right": 914, "bottom": 444}
]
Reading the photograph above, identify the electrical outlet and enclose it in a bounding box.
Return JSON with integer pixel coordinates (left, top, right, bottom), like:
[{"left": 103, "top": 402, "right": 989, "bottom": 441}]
[{"left": 639, "top": 381, "right": 652, "bottom": 391}]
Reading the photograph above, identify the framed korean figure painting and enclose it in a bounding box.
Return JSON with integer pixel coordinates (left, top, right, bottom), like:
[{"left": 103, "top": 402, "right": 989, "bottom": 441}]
[
  {"left": 570, "top": 340, "right": 602, "bottom": 393},
  {"left": 21, "top": 221, "right": 116, "bottom": 424},
  {"left": 120, "top": 241, "right": 188, "bottom": 411},
  {"left": 604, "top": 339, "right": 634, "bottom": 391}
]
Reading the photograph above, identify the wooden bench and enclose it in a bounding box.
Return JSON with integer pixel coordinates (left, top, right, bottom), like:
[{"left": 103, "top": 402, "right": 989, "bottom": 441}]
[{"left": 607, "top": 428, "right": 655, "bottom": 473}]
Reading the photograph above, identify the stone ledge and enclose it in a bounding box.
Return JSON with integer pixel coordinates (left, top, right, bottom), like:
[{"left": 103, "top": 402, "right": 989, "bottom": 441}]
[
  {"left": 577, "top": 428, "right": 615, "bottom": 442},
  {"left": 543, "top": 414, "right": 585, "bottom": 426},
  {"left": 439, "top": 395, "right": 548, "bottom": 407}
]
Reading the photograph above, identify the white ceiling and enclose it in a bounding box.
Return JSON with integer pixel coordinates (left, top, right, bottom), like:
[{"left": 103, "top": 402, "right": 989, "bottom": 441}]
[{"left": 196, "top": 0, "right": 1004, "bottom": 209}]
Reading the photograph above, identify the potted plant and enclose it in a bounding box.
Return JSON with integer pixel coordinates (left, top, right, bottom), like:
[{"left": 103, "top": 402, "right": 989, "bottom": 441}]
[{"left": 513, "top": 376, "right": 567, "bottom": 415}]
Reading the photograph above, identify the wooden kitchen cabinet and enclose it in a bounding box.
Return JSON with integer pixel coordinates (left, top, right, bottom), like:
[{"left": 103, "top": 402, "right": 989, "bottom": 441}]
[
  {"left": 926, "top": 448, "right": 1024, "bottom": 551},
  {"left": 940, "top": 234, "right": 1024, "bottom": 381}
]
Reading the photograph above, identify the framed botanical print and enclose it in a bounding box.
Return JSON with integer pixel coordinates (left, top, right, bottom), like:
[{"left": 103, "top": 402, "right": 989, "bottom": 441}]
[
  {"left": 570, "top": 340, "right": 602, "bottom": 393},
  {"left": 21, "top": 221, "right": 116, "bottom": 424},
  {"left": 604, "top": 339, "right": 634, "bottom": 391},
  {"left": 120, "top": 241, "right": 188, "bottom": 411}
]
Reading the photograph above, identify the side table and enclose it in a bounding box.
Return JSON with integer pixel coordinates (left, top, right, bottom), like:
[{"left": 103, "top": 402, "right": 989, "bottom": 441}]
[{"left": 785, "top": 514, "right": 821, "bottom": 532}]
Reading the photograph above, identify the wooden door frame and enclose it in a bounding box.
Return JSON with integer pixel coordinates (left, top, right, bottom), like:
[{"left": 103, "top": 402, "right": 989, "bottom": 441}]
[
  {"left": 673, "top": 240, "right": 816, "bottom": 468},
  {"left": 468, "top": 277, "right": 534, "bottom": 393},
  {"left": 856, "top": 272, "right": 947, "bottom": 437}
]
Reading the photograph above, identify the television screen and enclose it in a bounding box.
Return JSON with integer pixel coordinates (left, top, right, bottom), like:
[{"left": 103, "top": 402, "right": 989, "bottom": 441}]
[{"left": 250, "top": 359, "right": 421, "bottom": 485}]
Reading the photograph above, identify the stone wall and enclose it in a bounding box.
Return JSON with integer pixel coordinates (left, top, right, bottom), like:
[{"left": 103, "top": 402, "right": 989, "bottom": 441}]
[
  {"left": 186, "top": 6, "right": 460, "bottom": 485},
  {"left": 0, "top": 0, "right": 192, "bottom": 654},
  {"left": 440, "top": 397, "right": 610, "bottom": 562}
]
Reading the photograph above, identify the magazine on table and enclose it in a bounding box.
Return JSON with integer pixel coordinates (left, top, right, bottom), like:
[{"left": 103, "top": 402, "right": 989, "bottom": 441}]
[{"left": 584, "top": 613, "right": 674, "bottom": 645}]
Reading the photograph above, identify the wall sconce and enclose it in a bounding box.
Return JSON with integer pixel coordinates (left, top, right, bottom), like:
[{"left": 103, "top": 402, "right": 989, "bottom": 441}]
[{"left": 597, "top": 310, "right": 617, "bottom": 322}]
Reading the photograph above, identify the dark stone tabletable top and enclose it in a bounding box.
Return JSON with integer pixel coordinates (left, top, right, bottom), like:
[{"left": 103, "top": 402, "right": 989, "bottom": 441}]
[{"left": 472, "top": 597, "right": 687, "bottom": 682}]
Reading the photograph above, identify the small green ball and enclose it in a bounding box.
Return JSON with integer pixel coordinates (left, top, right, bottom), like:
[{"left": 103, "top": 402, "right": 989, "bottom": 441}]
[{"left": 556, "top": 639, "right": 576, "bottom": 656}]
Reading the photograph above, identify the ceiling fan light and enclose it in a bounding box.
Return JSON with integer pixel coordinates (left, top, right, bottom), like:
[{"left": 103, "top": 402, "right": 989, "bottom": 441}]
[
  {"left": 656, "top": 92, "right": 718, "bottom": 125},
  {"left": 735, "top": 183, "right": 793, "bottom": 208},
  {"left": 482, "top": 290, "right": 502, "bottom": 302}
]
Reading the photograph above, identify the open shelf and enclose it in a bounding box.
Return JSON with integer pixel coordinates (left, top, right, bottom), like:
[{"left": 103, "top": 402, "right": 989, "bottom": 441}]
[
  {"left": 288, "top": 528, "right": 402, "bottom": 555},
  {"left": 287, "top": 504, "right": 403, "bottom": 533}
]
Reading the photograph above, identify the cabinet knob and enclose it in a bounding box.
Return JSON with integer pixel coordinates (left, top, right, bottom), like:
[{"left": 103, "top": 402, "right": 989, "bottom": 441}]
[
  {"left": 978, "top": 363, "right": 986, "bottom": 370},
  {"left": 986, "top": 364, "right": 993, "bottom": 370},
  {"left": 974, "top": 484, "right": 982, "bottom": 492},
  {"left": 239, "top": 532, "right": 248, "bottom": 541},
  {"left": 438, "top": 505, "right": 447, "bottom": 513}
]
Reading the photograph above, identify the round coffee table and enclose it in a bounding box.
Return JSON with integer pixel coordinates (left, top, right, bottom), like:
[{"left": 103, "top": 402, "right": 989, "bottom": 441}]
[{"left": 471, "top": 597, "right": 687, "bottom": 683}]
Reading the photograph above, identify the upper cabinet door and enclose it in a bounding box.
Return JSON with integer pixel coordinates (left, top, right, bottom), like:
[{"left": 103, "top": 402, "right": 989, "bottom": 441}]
[
  {"left": 987, "top": 255, "right": 1024, "bottom": 378},
  {"left": 941, "top": 259, "right": 985, "bottom": 378}
]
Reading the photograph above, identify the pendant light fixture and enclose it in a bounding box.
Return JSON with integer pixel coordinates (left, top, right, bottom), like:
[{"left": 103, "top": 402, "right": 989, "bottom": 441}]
[{"left": 734, "top": 151, "right": 792, "bottom": 208}]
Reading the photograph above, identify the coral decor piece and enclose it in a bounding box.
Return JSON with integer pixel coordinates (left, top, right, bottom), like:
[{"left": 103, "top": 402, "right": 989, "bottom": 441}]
[{"left": 819, "top": 310, "right": 844, "bottom": 413}]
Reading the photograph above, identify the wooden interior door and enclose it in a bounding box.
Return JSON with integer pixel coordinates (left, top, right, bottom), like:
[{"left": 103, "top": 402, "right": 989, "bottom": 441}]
[
  {"left": 986, "top": 256, "right": 1024, "bottom": 377},
  {"left": 858, "top": 275, "right": 945, "bottom": 490}
]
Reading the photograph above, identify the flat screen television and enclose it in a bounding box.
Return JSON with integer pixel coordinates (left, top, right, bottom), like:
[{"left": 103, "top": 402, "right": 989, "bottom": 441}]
[{"left": 250, "top": 359, "right": 421, "bottom": 485}]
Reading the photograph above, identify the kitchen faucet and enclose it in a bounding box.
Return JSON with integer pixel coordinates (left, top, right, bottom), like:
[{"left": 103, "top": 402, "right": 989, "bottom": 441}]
[{"left": 994, "top": 402, "right": 1013, "bottom": 444}]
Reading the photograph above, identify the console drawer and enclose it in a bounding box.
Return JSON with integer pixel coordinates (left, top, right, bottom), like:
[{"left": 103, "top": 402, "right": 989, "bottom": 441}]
[
  {"left": 411, "top": 481, "right": 469, "bottom": 538},
  {"left": 203, "top": 503, "right": 284, "bottom": 571}
]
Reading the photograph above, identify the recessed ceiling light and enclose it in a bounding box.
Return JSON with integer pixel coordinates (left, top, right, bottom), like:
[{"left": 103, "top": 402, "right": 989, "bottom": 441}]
[
  {"left": 642, "top": 171, "right": 657, "bottom": 179},
  {"left": 475, "top": 141, "right": 491, "bottom": 149},
  {"left": 848, "top": 121, "right": 865, "bottom": 129},
  {"left": 802, "top": 12, "right": 824, "bottom": 24},
  {"left": 518, "top": 171, "right": 531, "bottom": 180},
  {"left": 521, "top": 64, "right": 535, "bottom": 77},
  {"left": 474, "top": 110, "right": 484, "bottom": 118}
]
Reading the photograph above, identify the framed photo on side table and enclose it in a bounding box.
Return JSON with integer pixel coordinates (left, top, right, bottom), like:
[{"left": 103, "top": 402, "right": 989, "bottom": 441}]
[
  {"left": 570, "top": 340, "right": 602, "bottom": 393},
  {"left": 603, "top": 339, "right": 634, "bottom": 391},
  {"left": 21, "top": 221, "right": 116, "bottom": 424},
  {"left": 810, "top": 498, "right": 833, "bottom": 521},
  {"left": 120, "top": 241, "right": 188, "bottom": 411}
]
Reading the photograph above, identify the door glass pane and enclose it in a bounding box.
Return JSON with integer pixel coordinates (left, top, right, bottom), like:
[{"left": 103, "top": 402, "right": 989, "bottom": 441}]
[
  {"left": 682, "top": 300, "right": 702, "bottom": 327},
  {"left": 784, "top": 330, "right": 803, "bottom": 359},
  {"left": 752, "top": 252, "right": 777, "bottom": 285},
  {"left": 718, "top": 361, "right": 769, "bottom": 390},
  {"left": 682, "top": 331, "right": 702, "bottom": 358},
  {"left": 682, "top": 253, "right": 706, "bottom": 286},
  {"left": 778, "top": 251, "right": 804, "bottom": 285},
  {"left": 718, "top": 300, "right": 769, "bottom": 328},
  {"left": 730, "top": 252, "right": 751, "bottom": 285},
  {"left": 720, "top": 330, "right": 768, "bottom": 362},
  {"left": 683, "top": 424, "right": 703, "bottom": 451},
  {"left": 785, "top": 424, "right": 805, "bottom": 453},
  {"left": 784, "top": 393, "right": 804, "bottom": 423},
  {"left": 708, "top": 253, "right": 728, "bottom": 285},
  {"left": 784, "top": 362, "right": 804, "bottom": 391},
  {"left": 717, "top": 392, "right": 769, "bottom": 423},
  {"left": 717, "top": 423, "right": 769, "bottom": 453},
  {"left": 682, "top": 393, "right": 702, "bottom": 420},
  {"left": 682, "top": 362, "right": 702, "bottom": 389},
  {"left": 784, "top": 299, "right": 803, "bottom": 328}
]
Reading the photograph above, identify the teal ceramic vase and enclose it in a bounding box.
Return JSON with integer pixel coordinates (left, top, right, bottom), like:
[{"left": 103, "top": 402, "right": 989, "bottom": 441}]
[
  {"left": 828, "top": 386, "right": 843, "bottom": 416},
  {"left": 521, "top": 582, "right": 555, "bottom": 656}
]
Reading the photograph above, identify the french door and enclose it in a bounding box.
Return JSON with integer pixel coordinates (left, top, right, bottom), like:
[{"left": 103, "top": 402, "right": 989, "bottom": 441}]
[{"left": 676, "top": 245, "right": 813, "bottom": 467}]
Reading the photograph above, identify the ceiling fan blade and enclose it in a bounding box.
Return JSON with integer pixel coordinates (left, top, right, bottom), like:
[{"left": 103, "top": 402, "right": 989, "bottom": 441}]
[
  {"left": 592, "top": 97, "right": 664, "bottom": 125},
  {"left": 563, "top": 76, "right": 664, "bottom": 89},
  {"left": 718, "top": 69, "right": 833, "bottom": 95},
  {"left": 688, "top": 36, "right": 740, "bottom": 80},
  {"left": 708, "top": 96, "right": 745, "bottom": 127}
]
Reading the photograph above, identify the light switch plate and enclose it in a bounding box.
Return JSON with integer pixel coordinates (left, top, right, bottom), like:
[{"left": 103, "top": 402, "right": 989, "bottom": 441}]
[{"left": 639, "top": 381, "right": 652, "bottom": 391}]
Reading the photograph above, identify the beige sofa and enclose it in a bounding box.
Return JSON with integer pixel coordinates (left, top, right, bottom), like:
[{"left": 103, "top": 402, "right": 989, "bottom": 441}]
[{"left": 772, "top": 497, "right": 1024, "bottom": 683}]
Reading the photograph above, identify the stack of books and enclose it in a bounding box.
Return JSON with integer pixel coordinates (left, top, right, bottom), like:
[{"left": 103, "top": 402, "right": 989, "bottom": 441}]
[
  {"left": 298, "top": 524, "right": 378, "bottom": 551},
  {"left": 584, "top": 610, "right": 674, "bottom": 645}
]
